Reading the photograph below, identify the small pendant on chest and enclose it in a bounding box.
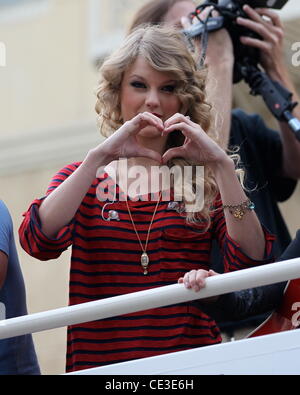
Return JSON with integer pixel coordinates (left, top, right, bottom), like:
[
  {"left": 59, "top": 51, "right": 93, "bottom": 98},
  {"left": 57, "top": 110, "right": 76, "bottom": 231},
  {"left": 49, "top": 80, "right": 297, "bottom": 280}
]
[{"left": 141, "top": 252, "right": 149, "bottom": 275}]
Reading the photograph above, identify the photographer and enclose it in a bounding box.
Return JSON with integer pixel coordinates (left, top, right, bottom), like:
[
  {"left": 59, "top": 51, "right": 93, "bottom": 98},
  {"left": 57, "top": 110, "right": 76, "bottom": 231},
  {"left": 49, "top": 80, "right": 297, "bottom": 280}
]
[{"left": 129, "top": 0, "right": 300, "bottom": 337}]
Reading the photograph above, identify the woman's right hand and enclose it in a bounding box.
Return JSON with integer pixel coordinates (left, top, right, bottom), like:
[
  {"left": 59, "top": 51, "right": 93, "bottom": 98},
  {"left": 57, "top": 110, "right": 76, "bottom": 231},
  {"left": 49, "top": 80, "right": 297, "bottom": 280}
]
[
  {"left": 88, "top": 112, "right": 164, "bottom": 169},
  {"left": 178, "top": 269, "right": 218, "bottom": 292},
  {"left": 38, "top": 112, "right": 164, "bottom": 238}
]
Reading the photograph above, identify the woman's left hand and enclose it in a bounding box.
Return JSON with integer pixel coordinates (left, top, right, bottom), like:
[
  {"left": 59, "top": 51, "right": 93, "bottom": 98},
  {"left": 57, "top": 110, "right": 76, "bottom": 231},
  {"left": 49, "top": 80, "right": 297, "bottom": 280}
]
[{"left": 161, "top": 113, "right": 227, "bottom": 168}]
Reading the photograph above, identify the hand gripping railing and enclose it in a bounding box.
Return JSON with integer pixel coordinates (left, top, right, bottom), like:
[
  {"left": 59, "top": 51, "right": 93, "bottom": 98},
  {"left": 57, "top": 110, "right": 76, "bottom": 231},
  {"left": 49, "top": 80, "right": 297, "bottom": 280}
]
[{"left": 0, "top": 258, "right": 300, "bottom": 340}]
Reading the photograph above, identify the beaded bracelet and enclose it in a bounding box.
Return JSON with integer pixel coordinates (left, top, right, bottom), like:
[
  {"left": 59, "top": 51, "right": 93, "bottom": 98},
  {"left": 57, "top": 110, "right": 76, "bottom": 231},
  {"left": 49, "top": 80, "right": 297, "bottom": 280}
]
[{"left": 222, "top": 199, "right": 255, "bottom": 220}]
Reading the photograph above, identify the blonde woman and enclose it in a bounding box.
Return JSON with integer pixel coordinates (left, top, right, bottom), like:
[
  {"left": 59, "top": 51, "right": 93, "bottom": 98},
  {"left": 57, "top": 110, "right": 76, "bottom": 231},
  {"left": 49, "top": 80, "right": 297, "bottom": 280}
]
[
  {"left": 19, "top": 26, "right": 274, "bottom": 372},
  {"left": 128, "top": 0, "right": 300, "bottom": 336}
]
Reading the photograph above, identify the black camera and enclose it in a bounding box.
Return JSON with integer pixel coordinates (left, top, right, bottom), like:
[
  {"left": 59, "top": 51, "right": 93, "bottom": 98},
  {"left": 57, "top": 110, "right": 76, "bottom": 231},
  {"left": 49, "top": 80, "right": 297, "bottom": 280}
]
[
  {"left": 183, "top": 0, "right": 289, "bottom": 83},
  {"left": 183, "top": 0, "right": 300, "bottom": 138}
]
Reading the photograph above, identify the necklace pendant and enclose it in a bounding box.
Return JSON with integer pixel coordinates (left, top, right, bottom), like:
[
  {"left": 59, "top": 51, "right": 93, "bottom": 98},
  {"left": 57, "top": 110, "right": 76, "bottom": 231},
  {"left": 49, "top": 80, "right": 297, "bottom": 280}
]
[{"left": 141, "top": 252, "right": 149, "bottom": 275}]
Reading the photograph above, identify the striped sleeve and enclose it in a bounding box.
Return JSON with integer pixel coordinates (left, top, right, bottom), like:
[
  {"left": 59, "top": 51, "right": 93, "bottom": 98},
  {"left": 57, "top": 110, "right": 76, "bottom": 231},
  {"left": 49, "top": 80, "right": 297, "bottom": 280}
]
[
  {"left": 18, "top": 163, "right": 80, "bottom": 261},
  {"left": 211, "top": 196, "right": 275, "bottom": 272}
]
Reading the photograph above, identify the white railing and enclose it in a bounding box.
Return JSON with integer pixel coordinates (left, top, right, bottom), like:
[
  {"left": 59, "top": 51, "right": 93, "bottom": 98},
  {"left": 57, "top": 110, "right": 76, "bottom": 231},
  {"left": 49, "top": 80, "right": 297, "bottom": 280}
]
[{"left": 0, "top": 258, "right": 300, "bottom": 340}]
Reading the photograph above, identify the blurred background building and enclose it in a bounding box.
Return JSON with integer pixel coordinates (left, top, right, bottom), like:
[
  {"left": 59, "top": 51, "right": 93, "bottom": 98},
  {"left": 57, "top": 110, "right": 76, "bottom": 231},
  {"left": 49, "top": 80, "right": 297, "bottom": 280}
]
[{"left": 0, "top": 0, "right": 299, "bottom": 375}]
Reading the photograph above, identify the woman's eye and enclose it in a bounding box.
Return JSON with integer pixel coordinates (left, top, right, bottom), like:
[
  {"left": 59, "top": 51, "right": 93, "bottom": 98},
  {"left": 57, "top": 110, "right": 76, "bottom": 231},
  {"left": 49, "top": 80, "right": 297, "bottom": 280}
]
[
  {"left": 162, "top": 85, "right": 176, "bottom": 93},
  {"left": 130, "top": 81, "right": 146, "bottom": 89}
]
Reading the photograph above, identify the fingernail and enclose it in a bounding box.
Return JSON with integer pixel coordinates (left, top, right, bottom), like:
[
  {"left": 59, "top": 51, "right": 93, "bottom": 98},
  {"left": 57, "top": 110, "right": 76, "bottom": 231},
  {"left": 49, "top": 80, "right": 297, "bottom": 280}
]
[{"left": 181, "top": 16, "right": 189, "bottom": 26}]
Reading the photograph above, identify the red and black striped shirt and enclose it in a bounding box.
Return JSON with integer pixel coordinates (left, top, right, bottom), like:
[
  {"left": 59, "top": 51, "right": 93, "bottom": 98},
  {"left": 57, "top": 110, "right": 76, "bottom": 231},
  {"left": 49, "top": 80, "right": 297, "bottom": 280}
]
[{"left": 19, "top": 162, "right": 275, "bottom": 372}]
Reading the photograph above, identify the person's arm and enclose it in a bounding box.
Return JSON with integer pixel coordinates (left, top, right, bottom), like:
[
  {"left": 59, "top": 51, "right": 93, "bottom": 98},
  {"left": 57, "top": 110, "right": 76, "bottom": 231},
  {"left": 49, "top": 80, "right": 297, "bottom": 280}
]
[
  {"left": 38, "top": 113, "right": 164, "bottom": 239},
  {"left": 198, "top": 283, "right": 286, "bottom": 322},
  {"left": 0, "top": 251, "right": 8, "bottom": 289},
  {"left": 38, "top": 156, "right": 106, "bottom": 239},
  {"left": 202, "top": 28, "right": 234, "bottom": 150},
  {"left": 162, "top": 113, "right": 267, "bottom": 260},
  {"left": 181, "top": 15, "right": 234, "bottom": 150},
  {"left": 212, "top": 158, "right": 265, "bottom": 260},
  {"left": 237, "top": 5, "right": 300, "bottom": 180}
]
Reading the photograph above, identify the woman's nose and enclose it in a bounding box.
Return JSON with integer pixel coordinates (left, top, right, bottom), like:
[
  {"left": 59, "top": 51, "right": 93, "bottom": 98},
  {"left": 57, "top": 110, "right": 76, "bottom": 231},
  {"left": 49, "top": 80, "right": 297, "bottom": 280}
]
[{"left": 145, "top": 89, "right": 160, "bottom": 109}]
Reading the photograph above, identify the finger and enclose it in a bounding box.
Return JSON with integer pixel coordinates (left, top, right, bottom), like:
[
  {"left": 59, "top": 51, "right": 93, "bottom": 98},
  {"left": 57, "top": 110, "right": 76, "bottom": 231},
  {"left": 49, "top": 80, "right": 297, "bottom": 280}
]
[
  {"left": 190, "top": 271, "right": 198, "bottom": 290},
  {"left": 241, "top": 4, "right": 266, "bottom": 23},
  {"left": 130, "top": 112, "right": 164, "bottom": 134},
  {"left": 239, "top": 36, "right": 272, "bottom": 53},
  {"left": 211, "top": 8, "right": 219, "bottom": 18},
  {"left": 208, "top": 269, "right": 219, "bottom": 276},
  {"left": 236, "top": 15, "right": 273, "bottom": 35},
  {"left": 164, "top": 113, "right": 192, "bottom": 128},
  {"left": 254, "top": 8, "right": 283, "bottom": 29},
  {"left": 181, "top": 16, "right": 191, "bottom": 30},
  {"left": 140, "top": 111, "right": 164, "bottom": 126},
  {"left": 142, "top": 112, "right": 165, "bottom": 131},
  {"left": 197, "top": 5, "right": 214, "bottom": 22},
  {"left": 253, "top": 8, "right": 284, "bottom": 42},
  {"left": 162, "top": 146, "right": 185, "bottom": 164},
  {"left": 238, "top": 5, "right": 268, "bottom": 25},
  {"left": 241, "top": 4, "right": 275, "bottom": 26},
  {"left": 182, "top": 271, "right": 193, "bottom": 289},
  {"left": 164, "top": 115, "right": 193, "bottom": 128},
  {"left": 184, "top": 136, "right": 190, "bottom": 145},
  {"left": 184, "top": 270, "right": 199, "bottom": 291},
  {"left": 195, "top": 270, "right": 209, "bottom": 289},
  {"left": 240, "top": 5, "right": 283, "bottom": 36},
  {"left": 164, "top": 114, "right": 194, "bottom": 137},
  {"left": 236, "top": 17, "right": 277, "bottom": 42},
  {"left": 186, "top": 270, "right": 209, "bottom": 292}
]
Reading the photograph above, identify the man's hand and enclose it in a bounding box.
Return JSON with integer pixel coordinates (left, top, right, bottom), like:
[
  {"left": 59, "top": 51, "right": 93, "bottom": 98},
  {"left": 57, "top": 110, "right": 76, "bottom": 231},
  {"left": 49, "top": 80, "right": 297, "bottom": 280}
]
[
  {"left": 181, "top": 8, "right": 234, "bottom": 66},
  {"left": 237, "top": 5, "right": 285, "bottom": 82}
]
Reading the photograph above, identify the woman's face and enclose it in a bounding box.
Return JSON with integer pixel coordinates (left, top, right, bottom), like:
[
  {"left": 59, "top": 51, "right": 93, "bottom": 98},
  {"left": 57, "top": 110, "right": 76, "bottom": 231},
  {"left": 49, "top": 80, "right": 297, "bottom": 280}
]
[
  {"left": 163, "top": 0, "right": 195, "bottom": 28},
  {"left": 120, "top": 56, "right": 181, "bottom": 137}
]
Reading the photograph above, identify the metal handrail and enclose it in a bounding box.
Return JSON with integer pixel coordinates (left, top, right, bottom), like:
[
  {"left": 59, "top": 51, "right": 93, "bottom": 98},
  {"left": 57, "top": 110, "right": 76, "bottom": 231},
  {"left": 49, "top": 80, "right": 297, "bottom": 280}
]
[{"left": 0, "top": 258, "right": 300, "bottom": 340}]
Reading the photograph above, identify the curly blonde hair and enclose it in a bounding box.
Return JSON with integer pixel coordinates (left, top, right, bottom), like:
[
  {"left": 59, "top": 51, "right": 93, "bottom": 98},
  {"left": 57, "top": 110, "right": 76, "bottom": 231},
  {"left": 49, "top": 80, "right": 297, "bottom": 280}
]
[{"left": 95, "top": 25, "right": 219, "bottom": 229}]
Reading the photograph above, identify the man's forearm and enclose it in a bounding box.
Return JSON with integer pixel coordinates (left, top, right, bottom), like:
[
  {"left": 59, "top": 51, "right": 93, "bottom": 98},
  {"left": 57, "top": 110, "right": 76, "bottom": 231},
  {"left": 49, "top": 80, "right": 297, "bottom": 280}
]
[{"left": 205, "top": 60, "right": 233, "bottom": 150}]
